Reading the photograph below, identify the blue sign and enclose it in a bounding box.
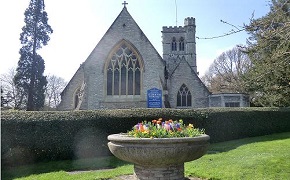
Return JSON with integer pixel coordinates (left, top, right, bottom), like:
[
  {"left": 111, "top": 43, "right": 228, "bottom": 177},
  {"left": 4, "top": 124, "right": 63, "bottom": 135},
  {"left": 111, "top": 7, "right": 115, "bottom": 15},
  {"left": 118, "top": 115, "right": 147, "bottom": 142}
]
[{"left": 147, "top": 88, "right": 162, "bottom": 108}]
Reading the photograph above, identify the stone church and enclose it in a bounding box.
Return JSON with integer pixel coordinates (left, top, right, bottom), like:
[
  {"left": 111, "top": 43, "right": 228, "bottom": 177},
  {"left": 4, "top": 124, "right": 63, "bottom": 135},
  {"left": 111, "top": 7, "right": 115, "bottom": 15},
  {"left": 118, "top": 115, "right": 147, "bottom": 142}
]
[{"left": 58, "top": 5, "right": 249, "bottom": 110}]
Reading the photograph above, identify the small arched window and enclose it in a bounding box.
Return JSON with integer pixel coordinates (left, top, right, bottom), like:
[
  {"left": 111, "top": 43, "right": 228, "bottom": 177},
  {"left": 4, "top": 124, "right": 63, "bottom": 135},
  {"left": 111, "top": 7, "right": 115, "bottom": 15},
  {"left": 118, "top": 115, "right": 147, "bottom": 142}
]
[
  {"left": 106, "top": 40, "right": 143, "bottom": 96},
  {"left": 74, "top": 88, "right": 80, "bottom": 109},
  {"left": 179, "top": 37, "right": 185, "bottom": 51},
  {"left": 171, "top": 37, "right": 177, "bottom": 51},
  {"left": 177, "top": 84, "right": 192, "bottom": 107}
]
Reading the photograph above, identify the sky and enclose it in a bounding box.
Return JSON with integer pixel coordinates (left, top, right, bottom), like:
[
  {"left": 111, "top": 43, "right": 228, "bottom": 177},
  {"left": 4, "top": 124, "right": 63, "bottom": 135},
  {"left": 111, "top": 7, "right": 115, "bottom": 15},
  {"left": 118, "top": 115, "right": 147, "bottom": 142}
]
[{"left": 0, "top": 0, "right": 270, "bottom": 82}]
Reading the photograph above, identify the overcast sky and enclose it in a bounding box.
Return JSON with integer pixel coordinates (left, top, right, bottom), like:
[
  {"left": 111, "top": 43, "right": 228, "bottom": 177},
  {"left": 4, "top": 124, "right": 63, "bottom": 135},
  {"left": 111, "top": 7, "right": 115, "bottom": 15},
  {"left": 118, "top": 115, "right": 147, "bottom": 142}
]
[{"left": 0, "top": 0, "right": 270, "bottom": 81}]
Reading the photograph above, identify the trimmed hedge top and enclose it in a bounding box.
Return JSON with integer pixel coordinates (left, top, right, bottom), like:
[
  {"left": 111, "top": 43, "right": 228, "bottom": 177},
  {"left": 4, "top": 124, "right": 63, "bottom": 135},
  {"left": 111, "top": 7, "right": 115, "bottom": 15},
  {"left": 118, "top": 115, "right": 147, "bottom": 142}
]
[{"left": 3, "top": 107, "right": 288, "bottom": 122}]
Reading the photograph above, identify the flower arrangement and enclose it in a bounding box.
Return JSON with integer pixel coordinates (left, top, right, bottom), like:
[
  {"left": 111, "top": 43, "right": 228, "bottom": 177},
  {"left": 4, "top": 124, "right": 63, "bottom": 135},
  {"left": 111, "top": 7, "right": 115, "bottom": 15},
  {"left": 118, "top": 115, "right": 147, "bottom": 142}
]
[{"left": 127, "top": 118, "right": 205, "bottom": 138}]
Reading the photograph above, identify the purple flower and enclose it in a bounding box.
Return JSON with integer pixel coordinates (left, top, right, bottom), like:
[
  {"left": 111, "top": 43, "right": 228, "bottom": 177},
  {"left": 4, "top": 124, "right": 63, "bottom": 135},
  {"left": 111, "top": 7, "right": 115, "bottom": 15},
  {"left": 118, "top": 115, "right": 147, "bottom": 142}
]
[
  {"left": 169, "top": 123, "right": 174, "bottom": 130},
  {"left": 134, "top": 124, "right": 139, "bottom": 130}
]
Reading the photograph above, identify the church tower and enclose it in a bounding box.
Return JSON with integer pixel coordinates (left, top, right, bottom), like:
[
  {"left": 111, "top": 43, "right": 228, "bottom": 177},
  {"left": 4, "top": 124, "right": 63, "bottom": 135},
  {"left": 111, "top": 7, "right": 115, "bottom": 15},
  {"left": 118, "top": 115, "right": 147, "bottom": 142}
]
[
  {"left": 161, "top": 18, "right": 209, "bottom": 108},
  {"left": 162, "top": 17, "right": 197, "bottom": 74}
]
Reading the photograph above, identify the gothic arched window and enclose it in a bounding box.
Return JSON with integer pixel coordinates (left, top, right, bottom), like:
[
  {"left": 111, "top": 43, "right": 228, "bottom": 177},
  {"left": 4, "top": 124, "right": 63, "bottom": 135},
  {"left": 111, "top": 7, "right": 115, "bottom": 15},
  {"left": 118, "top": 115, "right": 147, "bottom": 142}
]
[
  {"left": 177, "top": 84, "right": 192, "bottom": 107},
  {"left": 171, "top": 37, "right": 177, "bottom": 51},
  {"left": 106, "top": 40, "right": 143, "bottom": 96},
  {"left": 179, "top": 37, "right": 185, "bottom": 51}
]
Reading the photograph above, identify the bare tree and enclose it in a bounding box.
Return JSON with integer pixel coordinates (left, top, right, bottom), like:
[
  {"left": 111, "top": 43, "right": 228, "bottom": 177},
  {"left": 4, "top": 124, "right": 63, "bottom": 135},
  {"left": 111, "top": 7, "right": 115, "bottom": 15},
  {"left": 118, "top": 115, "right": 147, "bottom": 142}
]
[
  {"left": 0, "top": 68, "right": 26, "bottom": 109},
  {"left": 45, "top": 75, "right": 67, "bottom": 109},
  {"left": 1, "top": 70, "right": 67, "bottom": 110},
  {"left": 202, "top": 46, "right": 251, "bottom": 93}
]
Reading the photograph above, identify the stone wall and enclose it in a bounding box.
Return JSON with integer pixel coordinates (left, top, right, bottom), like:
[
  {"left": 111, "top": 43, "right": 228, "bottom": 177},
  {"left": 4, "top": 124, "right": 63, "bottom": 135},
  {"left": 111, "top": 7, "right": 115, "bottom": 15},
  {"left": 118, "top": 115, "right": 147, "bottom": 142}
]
[{"left": 99, "top": 101, "right": 147, "bottom": 109}]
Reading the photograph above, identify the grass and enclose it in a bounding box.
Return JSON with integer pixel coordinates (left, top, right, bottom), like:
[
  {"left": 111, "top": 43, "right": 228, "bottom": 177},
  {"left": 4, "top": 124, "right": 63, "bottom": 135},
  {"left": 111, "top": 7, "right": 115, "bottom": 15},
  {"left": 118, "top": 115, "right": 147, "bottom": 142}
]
[
  {"left": 185, "top": 132, "right": 290, "bottom": 179},
  {"left": 2, "top": 132, "right": 290, "bottom": 180}
]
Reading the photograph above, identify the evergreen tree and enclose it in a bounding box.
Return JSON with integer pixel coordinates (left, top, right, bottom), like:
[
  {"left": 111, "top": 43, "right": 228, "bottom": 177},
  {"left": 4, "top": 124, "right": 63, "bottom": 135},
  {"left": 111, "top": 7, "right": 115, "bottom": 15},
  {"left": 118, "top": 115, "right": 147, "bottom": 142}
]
[
  {"left": 14, "top": 0, "right": 53, "bottom": 110},
  {"left": 244, "top": 0, "right": 290, "bottom": 107}
]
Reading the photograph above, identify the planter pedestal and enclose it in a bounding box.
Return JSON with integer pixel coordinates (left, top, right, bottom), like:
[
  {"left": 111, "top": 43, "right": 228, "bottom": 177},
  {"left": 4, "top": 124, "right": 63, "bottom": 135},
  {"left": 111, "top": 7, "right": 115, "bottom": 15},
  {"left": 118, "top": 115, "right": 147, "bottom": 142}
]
[
  {"left": 134, "top": 164, "right": 184, "bottom": 180},
  {"left": 108, "top": 134, "right": 210, "bottom": 180}
]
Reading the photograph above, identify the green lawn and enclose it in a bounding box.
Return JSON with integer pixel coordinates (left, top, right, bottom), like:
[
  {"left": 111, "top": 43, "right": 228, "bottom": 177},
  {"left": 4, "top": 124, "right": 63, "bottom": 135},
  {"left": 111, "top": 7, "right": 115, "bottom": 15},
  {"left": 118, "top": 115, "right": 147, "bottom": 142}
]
[
  {"left": 2, "top": 132, "right": 290, "bottom": 180},
  {"left": 185, "top": 132, "right": 290, "bottom": 179}
]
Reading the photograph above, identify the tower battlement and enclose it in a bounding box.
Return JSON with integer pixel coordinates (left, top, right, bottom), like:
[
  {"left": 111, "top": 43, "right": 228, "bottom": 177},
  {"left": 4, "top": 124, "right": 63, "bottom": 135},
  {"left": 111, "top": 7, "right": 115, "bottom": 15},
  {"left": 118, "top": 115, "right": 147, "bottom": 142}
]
[
  {"left": 184, "top": 17, "right": 195, "bottom": 26},
  {"left": 162, "top": 26, "right": 185, "bottom": 33},
  {"left": 162, "top": 17, "right": 195, "bottom": 33}
]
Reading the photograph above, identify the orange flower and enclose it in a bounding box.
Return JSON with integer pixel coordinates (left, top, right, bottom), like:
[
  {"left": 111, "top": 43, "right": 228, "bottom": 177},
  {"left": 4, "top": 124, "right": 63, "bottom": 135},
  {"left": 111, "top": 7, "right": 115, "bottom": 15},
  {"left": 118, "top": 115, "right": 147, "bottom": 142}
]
[
  {"left": 169, "top": 119, "right": 173, "bottom": 123},
  {"left": 139, "top": 124, "right": 145, "bottom": 132},
  {"left": 158, "top": 118, "right": 162, "bottom": 121},
  {"left": 152, "top": 120, "right": 157, "bottom": 124}
]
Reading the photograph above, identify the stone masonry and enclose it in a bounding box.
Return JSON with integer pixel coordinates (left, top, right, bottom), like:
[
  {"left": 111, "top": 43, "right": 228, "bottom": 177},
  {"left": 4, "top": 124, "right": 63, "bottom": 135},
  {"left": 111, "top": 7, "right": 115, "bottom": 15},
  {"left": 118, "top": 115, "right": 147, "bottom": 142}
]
[{"left": 134, "top": 164, "right": 184, "bottom": 180}]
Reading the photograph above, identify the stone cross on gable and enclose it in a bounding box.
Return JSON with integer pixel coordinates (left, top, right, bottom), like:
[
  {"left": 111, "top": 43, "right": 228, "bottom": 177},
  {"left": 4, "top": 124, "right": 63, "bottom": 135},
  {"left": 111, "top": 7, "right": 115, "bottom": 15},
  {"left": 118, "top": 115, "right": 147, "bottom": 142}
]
[{"left": 122, "top": 1, "right": 128, "bottom": 7}]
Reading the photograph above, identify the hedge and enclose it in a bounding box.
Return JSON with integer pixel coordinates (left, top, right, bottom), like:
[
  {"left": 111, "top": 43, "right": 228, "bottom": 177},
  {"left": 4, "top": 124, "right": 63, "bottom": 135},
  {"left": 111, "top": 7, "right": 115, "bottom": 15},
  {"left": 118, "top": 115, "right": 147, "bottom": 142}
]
[{"left": 1, "top": 107, "right": 290, "bottom": 167}]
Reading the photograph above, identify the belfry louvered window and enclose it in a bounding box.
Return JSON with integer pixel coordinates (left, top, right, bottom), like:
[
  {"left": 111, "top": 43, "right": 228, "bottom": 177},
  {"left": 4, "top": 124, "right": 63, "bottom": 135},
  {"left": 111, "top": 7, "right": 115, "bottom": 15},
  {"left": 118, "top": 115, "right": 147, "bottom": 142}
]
[
  {"left": 106, "top": 41, "right": 142, "bottom": 96},
  {"left": 177, "top": 84, "right": 192, "bottom": 107},
  {"left": 179, "top": 37, "right": 185, "bottom": 51},
  {"left": 171, "top": 37, "right": 177, "bottom": 51}
]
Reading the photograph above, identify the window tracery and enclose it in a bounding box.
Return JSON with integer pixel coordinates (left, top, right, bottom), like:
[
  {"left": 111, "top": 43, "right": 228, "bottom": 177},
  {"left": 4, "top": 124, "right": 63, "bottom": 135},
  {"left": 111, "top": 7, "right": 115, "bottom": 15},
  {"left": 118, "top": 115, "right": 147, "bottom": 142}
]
[
  {"left": 106, "top": 41, "right": 142, "bottom": 96},
  {"left": 177, "top": 84, "right": 192, "bottom": 107}
]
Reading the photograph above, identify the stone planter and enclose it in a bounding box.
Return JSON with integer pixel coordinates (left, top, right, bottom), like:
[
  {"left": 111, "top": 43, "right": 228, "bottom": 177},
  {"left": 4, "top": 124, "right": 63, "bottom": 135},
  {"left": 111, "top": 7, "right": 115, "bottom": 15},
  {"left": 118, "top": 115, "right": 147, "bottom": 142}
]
[{"left": 108, "top": 134, "right": 210, "bottom": 180}]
